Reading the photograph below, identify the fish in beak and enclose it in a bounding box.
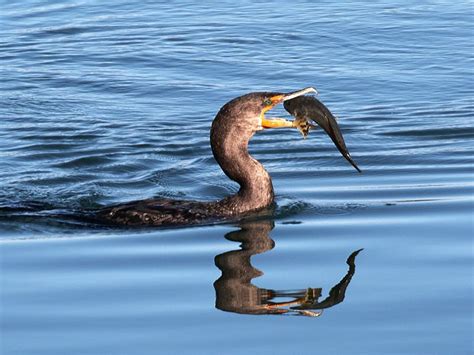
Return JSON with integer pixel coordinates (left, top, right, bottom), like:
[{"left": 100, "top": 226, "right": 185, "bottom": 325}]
[
  {"left": 259, "top": 87, "right": 360, "bottom": 172},
  {"left": 284, "top": 95, "right": 361, "bottom": 173}
]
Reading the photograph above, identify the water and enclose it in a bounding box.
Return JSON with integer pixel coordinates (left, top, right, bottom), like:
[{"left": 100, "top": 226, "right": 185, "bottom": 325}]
[{"left": 1, "top": 0, "right": 473, "bottom": 354}]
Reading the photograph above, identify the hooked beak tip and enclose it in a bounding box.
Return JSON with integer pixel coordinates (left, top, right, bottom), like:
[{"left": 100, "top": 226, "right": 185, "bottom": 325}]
[{"left": 282, "top": 87, "right": 318, "bottom": 102}]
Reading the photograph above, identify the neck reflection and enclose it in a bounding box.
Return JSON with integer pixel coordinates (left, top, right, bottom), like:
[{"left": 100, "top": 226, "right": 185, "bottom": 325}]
[{"left": 214, "top": 220, "right": 363, "bottom": 317}]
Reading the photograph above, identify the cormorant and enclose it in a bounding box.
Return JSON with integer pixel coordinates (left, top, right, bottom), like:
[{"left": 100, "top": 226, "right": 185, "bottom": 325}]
[{"left": 96, "top": 87, "right": 359, "bottom": 226}]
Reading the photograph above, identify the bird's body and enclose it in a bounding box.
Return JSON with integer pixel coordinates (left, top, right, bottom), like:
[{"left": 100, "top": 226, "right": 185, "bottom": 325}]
[
  {"left": 96, "top": 197, "right": 235, "bottom": 227},
  {"left": 95, "top": 87, "right": 359, "bottom": 227}
]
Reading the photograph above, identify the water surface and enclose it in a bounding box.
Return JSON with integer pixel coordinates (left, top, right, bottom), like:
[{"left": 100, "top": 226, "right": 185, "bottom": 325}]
[{"left": 1, "top": 1, "right": 473, "bottom": 354}]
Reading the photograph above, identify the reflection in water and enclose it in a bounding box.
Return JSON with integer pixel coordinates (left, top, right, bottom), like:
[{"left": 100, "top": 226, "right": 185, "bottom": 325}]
[{"left": 214, "top": 221, "right": 363, "bottom": 317}]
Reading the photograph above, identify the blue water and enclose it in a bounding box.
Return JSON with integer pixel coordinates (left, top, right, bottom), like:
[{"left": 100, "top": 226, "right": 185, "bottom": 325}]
[{"left": 1, "top": 1, "right": 473, "bottom": 354}]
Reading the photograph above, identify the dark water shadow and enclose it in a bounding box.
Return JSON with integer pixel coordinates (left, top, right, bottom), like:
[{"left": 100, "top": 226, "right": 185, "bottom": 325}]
[{"left": 214, "top": 221, "right": 363, "bottom": 317}]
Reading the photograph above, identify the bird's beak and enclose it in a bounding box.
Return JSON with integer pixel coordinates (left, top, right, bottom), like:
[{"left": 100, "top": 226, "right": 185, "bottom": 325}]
[
  {"left": 260, "top": 87, "right": 317, "bottom": 129},
  {"left": 265, "top": 87, "right": 318, "bottom": 110},
  {"left": 282, "top": 87, "right": 318, "bottom": 102}
]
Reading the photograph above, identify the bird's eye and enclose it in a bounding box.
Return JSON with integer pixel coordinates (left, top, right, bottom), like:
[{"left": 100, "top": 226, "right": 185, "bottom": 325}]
[{"left": 263, "top": 98, "right": 272, "bottom": 106}]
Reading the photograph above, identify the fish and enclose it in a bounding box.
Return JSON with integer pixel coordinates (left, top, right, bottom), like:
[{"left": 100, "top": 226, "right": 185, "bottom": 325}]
[{"left": 284, "top": 96, "right": 362, "bottom": 173}]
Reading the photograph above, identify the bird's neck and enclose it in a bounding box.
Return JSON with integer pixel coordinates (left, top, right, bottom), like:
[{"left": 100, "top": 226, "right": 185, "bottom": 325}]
[
  {"left": 231, "top": 148, "right": 275, "bottom": 213},
  {"left": 211, "top": 129, "right": 274, "bottom": 215}
]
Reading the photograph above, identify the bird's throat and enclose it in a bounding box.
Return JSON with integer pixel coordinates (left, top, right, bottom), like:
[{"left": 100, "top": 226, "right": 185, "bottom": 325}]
[{"left": 210, "top": 127, "right": 274, "bottom": 214}]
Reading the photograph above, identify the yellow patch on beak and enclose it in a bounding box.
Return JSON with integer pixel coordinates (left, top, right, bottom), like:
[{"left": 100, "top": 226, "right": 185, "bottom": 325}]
[
  {"left": 261, "top": 94, "right": 284, "bottom": 113},
  {"left": 261, "top": 117, "right": 295, "bottom": 129},
  {"left": 260, "top": 94, "right": 294, "bottom": 129}
]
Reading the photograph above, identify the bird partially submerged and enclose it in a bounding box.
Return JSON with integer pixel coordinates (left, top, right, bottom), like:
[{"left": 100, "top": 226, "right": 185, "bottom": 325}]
[{"left": 96, "top": 87, "right": 360, "bottom": 227}]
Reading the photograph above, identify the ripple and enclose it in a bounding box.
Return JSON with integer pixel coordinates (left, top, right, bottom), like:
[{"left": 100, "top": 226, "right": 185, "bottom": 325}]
[
  {"left": 0, "top": 3, "right": 473, "bottom": 355},
  {"left": 0, "top": 0, "right": 472, "bottom": 236},
  {"left": 53, "top": 155, "right": 115, "bottom": 168},
  {"left": 380, "top": 127, "right": 474, "bottom": 139}
]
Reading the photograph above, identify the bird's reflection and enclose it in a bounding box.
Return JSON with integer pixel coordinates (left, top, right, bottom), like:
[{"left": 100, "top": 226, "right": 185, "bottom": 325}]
[{"left": 214, "top": 221, "right": 362, "bottom": 317}]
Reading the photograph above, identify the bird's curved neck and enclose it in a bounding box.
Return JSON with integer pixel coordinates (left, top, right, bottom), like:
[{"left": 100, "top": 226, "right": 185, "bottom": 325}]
[
  {"left": 229, "top": 148, "right": 274, "bottom": 212},
  {"left": 211, "top": 129, "right": 274, "bottom": 215}
]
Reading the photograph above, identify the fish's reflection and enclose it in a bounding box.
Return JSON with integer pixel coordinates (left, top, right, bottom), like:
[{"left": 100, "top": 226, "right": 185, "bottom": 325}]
[{"left": 214, "top": 221, "right": 362, "bottom": 317}]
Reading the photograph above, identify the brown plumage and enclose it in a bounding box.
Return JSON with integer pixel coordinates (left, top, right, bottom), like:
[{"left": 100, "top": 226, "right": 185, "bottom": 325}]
[{"left": 94, "top": 87, "right": 359, "bottom": 227}]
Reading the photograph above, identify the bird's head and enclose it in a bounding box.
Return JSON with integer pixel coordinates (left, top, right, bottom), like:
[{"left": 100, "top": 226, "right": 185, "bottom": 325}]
[
  {"left": 211, "top": 87, "right": 317, "bottom": 138},
  {"left": 211, "top": 86, "right": 361, "bottom": 173}
]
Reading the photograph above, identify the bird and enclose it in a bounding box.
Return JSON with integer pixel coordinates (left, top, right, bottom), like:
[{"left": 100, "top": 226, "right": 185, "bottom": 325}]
[{"left": 95, "top": 87, "right": 359, "bottom": 227}]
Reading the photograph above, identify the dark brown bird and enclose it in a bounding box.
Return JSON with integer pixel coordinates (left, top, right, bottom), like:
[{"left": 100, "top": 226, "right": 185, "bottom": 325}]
[{"left": 95, "top": 87, "right": 359, "bottom": 227}]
